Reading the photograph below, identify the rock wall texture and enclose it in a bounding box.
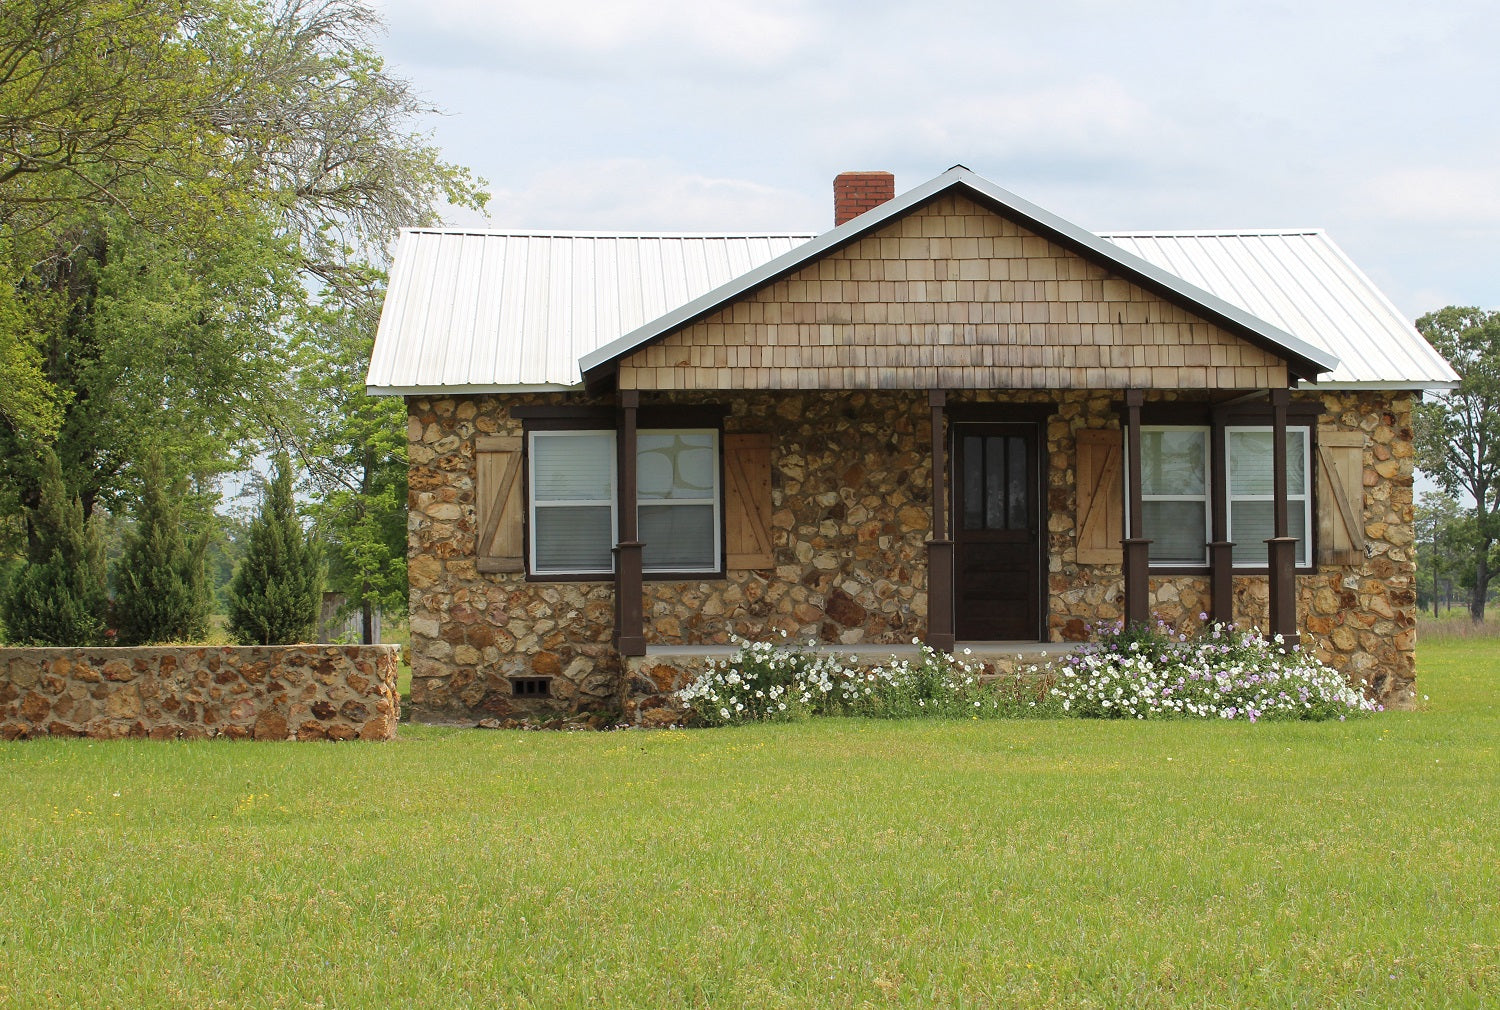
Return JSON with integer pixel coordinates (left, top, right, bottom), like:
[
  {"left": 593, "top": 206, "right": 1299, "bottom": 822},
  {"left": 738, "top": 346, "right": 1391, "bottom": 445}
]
[
  {"left": 406, "top": 387, "right": 1417, "bottom": 723},
  {"left": 0, "top": 645, "right": 400, "bottom": 741}
]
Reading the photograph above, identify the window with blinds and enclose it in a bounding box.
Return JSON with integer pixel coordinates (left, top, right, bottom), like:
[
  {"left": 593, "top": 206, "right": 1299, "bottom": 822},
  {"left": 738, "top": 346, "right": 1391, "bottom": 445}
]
[
  {"left": 1227, "top": 427, "right": 1311, "bottom": 567},
  {"left": 527, "top": 428, "right": 721, "bottom": 576},
  {"left": 529, "top": 430, "right": 617, "bottom": 575},
  {"left": 637, "top": 430, "right": 720, "bottom": 573},
  {"left": 1130, "top": 424, "right": 1312, "bottom": 569},
  {"left": 1140, "top": 427, "right": 1210, "bottom": 566}
]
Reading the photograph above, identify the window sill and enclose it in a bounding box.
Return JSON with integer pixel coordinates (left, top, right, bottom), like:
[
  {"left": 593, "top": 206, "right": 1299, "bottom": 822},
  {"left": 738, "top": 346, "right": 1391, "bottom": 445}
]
[{"left": 524, "top": 569, "right": 728, "bottom": 583}]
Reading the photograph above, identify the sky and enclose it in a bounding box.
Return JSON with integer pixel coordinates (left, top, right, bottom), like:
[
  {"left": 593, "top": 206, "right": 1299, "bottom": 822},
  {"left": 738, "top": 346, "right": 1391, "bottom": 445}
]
[{"left": 368, "top": 0, "right": 1499, "bottom": 324}]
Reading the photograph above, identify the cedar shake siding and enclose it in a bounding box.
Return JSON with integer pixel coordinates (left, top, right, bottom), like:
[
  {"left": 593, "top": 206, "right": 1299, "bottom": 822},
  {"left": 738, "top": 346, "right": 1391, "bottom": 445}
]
[{"left": 617, "top": 195, "right": 1288, "bottom": 393}]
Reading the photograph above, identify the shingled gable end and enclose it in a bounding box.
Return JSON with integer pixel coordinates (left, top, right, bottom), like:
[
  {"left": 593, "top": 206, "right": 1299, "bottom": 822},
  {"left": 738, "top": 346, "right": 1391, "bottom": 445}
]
[{"left": 370, "top": 166, "right": 1457, "bottom": 725}]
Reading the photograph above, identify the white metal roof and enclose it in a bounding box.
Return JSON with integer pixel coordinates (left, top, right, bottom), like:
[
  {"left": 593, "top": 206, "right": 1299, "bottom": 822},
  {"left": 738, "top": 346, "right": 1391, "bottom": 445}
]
[
  {"left": 368, "top": 181, "right": 1457, "bottom": 394},
  {"left": 1099, "top": 229, "right": 1458, "bottom": 389},
  {"left": 367, "top": 230, "right": 815, "bottom": 392}
]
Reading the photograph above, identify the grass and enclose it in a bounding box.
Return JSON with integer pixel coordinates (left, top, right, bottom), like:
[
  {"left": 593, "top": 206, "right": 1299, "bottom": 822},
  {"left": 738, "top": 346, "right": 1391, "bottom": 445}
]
[{"left": 0, "top": 641, "right": 1496, "bottom": 1007}]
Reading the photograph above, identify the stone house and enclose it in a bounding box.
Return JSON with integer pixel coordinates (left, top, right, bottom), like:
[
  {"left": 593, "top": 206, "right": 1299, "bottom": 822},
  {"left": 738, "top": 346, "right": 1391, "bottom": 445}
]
[{"left": 368, "top": 166, "right": 1457, "bottom": 723}]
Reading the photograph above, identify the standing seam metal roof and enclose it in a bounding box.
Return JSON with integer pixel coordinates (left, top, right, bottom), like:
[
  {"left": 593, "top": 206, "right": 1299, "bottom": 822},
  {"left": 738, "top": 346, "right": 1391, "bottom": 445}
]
[{"left": 368, "top": 231, "right": 817, "bottom": 392}]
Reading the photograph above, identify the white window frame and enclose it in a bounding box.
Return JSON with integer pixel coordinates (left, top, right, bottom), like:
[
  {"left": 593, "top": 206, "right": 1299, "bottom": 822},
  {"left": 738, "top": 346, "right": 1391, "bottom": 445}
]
[
  {"left": 527, "top": 429, "right": 617, "bottom": 577},
  {"left": 525, "top": 427, "right": 723, "bottom": 577},
  {"left": 1137, "top": 425, "right": 1211, "bottom": 567},
  {"left": 1225, "top": 425, "right": 1312, "bottom": 568},
  {"left": 636, "top": 428, "right": 722, "bottom": 576}
]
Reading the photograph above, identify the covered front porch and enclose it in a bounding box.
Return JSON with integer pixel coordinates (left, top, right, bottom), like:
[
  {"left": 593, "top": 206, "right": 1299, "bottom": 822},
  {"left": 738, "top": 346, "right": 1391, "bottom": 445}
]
[{"left": 605, "top": 384, "right": 1312, "bottom": 660}]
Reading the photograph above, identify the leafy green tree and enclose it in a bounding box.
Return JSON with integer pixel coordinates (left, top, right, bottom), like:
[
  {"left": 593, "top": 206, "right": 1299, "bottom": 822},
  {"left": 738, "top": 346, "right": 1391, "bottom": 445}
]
[
  {"left": 0, "top": 0, "right": 485, "bottom": 539},
  {"left": 298, "top": 294, "right": 406, "bottom": 644},
  {"left": 1, "top": 449, "right": 106, "bottom": 645},
  {"left": 1415, "top": 307, "right": 1500, "bottom": 621},
  {"left": 113, "top": 450, "right": 211, "bottom": 644},
  {"left": 1414, "top": 492, "right": 1474, "bottom": 616},
  {"left": 229, "top": 456, "right": 321, "bottom": 645}
]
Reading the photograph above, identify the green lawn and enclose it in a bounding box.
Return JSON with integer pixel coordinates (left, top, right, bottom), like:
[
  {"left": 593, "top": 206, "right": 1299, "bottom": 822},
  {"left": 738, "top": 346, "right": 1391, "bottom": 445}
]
[{"left": 1, "top": 641, "right": 1496, "bottom": 1008}]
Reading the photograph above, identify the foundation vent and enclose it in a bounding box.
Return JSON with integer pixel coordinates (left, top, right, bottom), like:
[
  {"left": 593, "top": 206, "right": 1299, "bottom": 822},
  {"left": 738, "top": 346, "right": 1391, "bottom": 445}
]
[{"left": 510, "top": 677, "right": 552, "bottom": 698}]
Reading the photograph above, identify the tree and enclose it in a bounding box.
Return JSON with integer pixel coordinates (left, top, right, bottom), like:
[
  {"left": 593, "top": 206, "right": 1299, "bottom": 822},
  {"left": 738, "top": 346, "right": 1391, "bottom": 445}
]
[
  {"left": 113, "top": 450, "right": 211, "bottom": 644},
  {"left": 0, "top": 0, "right": 485, "bottom": 542},
  {"left": 229, "top": 456, "right": 321, "bottom": 645},
  {"left": 1415, "top": 307, "right": 1500, "bottom": 621},
  {"left": 1414, "top": 491, "right": 1474, "bottom": 616},
  {"left": 297, "top": 293, "right": 406, "bottom": 644},
  {"left": 1, "top": 449, "right": 107, "bottom": 644}
]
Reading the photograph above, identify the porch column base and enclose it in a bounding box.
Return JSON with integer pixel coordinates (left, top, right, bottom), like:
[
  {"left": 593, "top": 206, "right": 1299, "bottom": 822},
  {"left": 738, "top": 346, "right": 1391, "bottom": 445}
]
[
  {"left": 613, "top": 541, "right": 646, "bottom": 657},
  {"left": 1209, "top": 540, "right": 1235, "bottom": 626},
  {"left": 1265, "top": 536, "right": 1299, "bottom": 648},
  {"left": 1122, "top": 537, "right": 1152, "bottom": 627},
  {"left": 926, "top": 538, "right": 955, "bottom": 652}
]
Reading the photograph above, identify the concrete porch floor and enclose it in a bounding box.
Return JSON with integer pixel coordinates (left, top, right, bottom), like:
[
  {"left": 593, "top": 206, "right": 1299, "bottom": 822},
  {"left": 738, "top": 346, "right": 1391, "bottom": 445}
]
[{"left": 644, "top": 641, "right": 1081, "bottom": 664}]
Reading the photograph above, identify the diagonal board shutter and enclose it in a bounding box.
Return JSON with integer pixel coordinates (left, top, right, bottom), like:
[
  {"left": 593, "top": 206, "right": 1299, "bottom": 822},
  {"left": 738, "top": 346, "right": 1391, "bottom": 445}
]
[
  {"left": 1317, "top": 431, "right": 1366, "bottom": 566},
  {"left": 1076, "top": 428, "right": 1123, "bottom": 565},
  {"left": 475, "top": 435, "right": 525, "bottom": 573},
  {"left": 724, "top": 433, "right": 773, "bottom": 569}
]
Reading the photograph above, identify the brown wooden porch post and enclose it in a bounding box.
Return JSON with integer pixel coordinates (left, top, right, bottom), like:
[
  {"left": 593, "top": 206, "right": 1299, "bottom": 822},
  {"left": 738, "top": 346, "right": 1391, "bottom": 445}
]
[
  {"left": 614, "top": 390, "right": 646, "bottom": 656},
  {"left": 925, "top": 389, "right": 955, "bottom": 651},
  {"left": 1121, "top": 389, "right": 1151, "bottom": 628},
  {"left": 1208, "top": 405, "right": 1234, "bottom": 626},
  {"left": 1266, "top": 387, "right": 1299, "bottom": 646}
]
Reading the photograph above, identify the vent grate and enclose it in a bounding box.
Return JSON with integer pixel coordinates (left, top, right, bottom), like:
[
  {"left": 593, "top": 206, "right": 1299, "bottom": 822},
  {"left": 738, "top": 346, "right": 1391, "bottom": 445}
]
[{"left": 511, "top": 677, "right": 552, "bottom": 697}]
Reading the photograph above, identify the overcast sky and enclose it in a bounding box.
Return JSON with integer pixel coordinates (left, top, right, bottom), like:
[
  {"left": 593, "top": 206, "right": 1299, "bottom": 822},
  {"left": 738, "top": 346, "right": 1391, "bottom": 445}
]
[{"left": 368, "top": 0, "right": 1498, "bottom": 322}]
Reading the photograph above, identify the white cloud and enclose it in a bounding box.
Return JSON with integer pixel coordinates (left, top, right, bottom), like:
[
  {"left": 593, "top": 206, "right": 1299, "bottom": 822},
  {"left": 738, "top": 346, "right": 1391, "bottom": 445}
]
[
  {"left": 467, "top": 159, "right": 823, "bottom": 231},
  {"left": 1352, "top": 168, "right": 1500, "bottom": 227},
  {"left": 376, "top": 0, "right": 815, "bottom": 74}
]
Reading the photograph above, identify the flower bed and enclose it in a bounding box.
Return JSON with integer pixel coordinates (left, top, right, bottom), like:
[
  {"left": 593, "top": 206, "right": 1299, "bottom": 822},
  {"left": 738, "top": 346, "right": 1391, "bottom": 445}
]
[
  {"left": 675, "top": 636, "right": 1051, "bottom": 726},
  {"left": 675, "top": 620, "right": 1380, "bottom": 727},
  {"left": 1050, "top": 618, "right": 1382, "bottom": 722}
]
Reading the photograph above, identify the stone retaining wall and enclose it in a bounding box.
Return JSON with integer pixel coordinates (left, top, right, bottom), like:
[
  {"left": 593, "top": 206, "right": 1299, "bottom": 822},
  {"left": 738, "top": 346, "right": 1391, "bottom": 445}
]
[{"left": 0, "top": 645, "right": 400, "bottom": 741}]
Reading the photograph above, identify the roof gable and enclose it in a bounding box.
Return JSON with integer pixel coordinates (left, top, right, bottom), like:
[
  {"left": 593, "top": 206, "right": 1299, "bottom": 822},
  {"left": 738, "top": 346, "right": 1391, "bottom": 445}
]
[
  {"left": 580, "top": 166, "right": 1340, "bottom": 385},
  {"left": 613, "top": 193, "right": 1291, "bottom": 392}
]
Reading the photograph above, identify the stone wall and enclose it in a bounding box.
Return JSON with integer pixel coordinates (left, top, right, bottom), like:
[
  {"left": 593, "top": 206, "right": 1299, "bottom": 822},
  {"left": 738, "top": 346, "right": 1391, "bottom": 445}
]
[
  {"left": 407, "top": 387, "right": 1418, "bottom": 723},
  {"left": 1042, "top": 389, "right": 1418, "bottom": 706},
  {"left": 0, "top": 645, "right": 400, "bottom": 741}
]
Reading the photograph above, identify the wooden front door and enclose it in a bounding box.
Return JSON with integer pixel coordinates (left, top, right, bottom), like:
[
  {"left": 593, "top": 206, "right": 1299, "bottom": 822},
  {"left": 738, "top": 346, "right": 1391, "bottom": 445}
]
[{"left": 952, "top": 423, "right": 1043, "bottom": 641}]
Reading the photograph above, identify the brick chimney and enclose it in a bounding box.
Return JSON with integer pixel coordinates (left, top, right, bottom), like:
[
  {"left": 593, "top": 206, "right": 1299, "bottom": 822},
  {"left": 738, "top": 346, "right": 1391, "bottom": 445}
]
[{"left": 834, "top": 171, "right": 895, "bottom": 226}]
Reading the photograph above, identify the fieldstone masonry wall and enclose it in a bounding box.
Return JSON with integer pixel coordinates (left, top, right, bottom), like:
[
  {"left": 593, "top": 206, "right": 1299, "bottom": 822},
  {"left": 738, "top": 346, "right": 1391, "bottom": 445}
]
[
  {"left": 407, "top": 387, "right": 1417, "bottom": 723},
  {"left": 0, "top": 645, "right": 400, "bottom": 741}
]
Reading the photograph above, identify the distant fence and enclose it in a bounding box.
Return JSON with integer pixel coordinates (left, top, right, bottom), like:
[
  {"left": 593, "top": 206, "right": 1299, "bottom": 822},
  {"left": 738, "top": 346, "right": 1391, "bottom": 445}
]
[{"left": 0, "top": 645, "right": 399, "bottom": 741}]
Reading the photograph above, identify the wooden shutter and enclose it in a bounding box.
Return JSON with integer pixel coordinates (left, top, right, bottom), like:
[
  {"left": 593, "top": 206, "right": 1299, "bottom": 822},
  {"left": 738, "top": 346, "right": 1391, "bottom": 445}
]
[
  {"left": 475, "top": 435, "right": 524, "bottom": 573},
  {"left": 1075, "top": 428, "right": 1123, "bottom": 565},
  {"left": 724, "top": 433, "right": 773, "bottom": 569},
  {"left": 1317, "top": 431, "right": 1366, "bottom": 566}
]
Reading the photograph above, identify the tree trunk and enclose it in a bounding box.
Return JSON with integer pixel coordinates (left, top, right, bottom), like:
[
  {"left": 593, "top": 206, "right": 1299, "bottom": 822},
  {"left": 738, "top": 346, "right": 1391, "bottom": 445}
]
[
  {"left": 361, "top": 599, "right": 374, "bottom": 645},
  {"left": 1471, "top": 542, "right": 1491, "bottom": 622}
]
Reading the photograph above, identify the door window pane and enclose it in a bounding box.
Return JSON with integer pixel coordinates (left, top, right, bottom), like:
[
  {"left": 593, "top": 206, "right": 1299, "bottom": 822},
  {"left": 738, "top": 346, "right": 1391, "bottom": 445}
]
[
  {"left": 962, "top": 435, "right": 984, "bottom": 530},
  {"left": 1007, "top": 436, "right": 1027, "bottom": 531}
]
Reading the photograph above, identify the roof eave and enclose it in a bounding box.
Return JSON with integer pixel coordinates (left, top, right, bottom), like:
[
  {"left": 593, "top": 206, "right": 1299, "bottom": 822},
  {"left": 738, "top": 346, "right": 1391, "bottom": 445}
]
[
  {"left": 366, "top": 381, "right": 582, "bottom": 397},
  {"left": 1294, "top": 379, "right": 1460, "bottom": 392}
]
